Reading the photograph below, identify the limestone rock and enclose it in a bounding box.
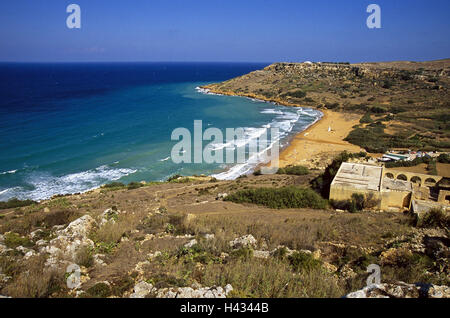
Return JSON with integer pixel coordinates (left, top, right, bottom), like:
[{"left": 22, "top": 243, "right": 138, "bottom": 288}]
[
  {"left": 346, "top": 282, "right": 450, "bottom": 298},
  {"left": 184, "top": 239, "right": 198, "bottom": 248},
  {"left": 42, "top": 215, "right": 96, "bottom": 267},
  {"left": 93, "top": 254, "right": 106, "bottom": 266},
  {"left": 253, "top": 250, "right": 270, "bottom": 259},
  {"left": 100, "top": 208, "right": 118, "bottom": 226},
  {"left": 204, "top": 234, "right": 215, "bottom": 240},
  {"left": 216, "top": 193, "right": 228, "bottom": 200},
  {"left": 229, "top": 235, "right": 257, "bottom": 249},
  {"left": 130, "top": 281, "right": 156, "bottom": 298},
  {"left": 156, "top": 284, "right": 233, "bottom": 298}
]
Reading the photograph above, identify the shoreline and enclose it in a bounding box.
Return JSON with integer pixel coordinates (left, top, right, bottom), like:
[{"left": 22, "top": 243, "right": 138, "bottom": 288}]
[{"left": 200, "top": 85, "right": 363, "bottom": 170}]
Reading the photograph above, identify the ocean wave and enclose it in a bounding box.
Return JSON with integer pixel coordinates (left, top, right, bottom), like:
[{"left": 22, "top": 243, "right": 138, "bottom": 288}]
[
  {"left": 195, "top": 87, "right": 221, "bottom": 96},
  {"left": 196, "top": 85, "right": 322, "bottom": 180},
  {"left": 0, "top": 164, "right": 137, "bottom": 202},
  {"left": 0, "top": 169, "right": 17, "bottom": 175},
  {"left": 159, "top": 156, "right": 171, "bottom": 162}
]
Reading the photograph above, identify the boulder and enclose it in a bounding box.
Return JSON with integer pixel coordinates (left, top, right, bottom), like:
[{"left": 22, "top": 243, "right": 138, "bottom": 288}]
[{"left": 130, "top": 281, "right": 156, "bottom": 298}]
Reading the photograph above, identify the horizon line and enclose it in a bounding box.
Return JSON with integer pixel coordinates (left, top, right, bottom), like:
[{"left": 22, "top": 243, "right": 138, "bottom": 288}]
[{"left": 0, "top": 57, "right": 449, "bottom": 65}]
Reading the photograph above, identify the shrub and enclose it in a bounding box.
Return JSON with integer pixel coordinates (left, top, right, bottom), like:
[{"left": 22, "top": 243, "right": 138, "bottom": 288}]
[
  {"left": 382, "top": 80, "right": 393, "bottom": 89},
  {"left": 253, "top": 169, "right": 262, "bottom": 176},
  {"left": 127, "top": 182, "right": 143, "bottom": 190},
  {"left": 286, "top": 90, "right": 307, "bottom": 99},
  {"left": 351, "top": 193, "right": 365, "bottom": 211},
  {"left": 417, "top": 208, "right": 449, "bottom": 229},
  {"left": 230, "top": 247, "right": 254, "bottom": 261},
  {"left": 330, "top": 193, "right": 378, "bottom": 212},
  {"left": 75, "top": 245, "right": 94, "bottom": 268},
  {"left": 288, "top": 251, "right": 322, "bottom": 272},
  {"left": 359, "top": 112, "right": 373, "bottom": 124},
  {"left": 277, "top": 165, "right": 309, "bottom": 176},
  {"left": 0, "top": 198, "right": 37, "bottom": 210},
  {"left": 224, "top": 186, "right": 328, "bottom": 209},
  {"left": 437, "top": 153, "right": 450, "bottom": 164},
  {"left": 101, "top": 182, "right": 125, "bottom": 189},
  {"left": 370, "top": 106, "right": 387, "bottom": 114},
  {"left": 4, "top": 232, "right": 34, "bottom": 248},
  {"left": 325, "top": 102, "right": 340, "bottom": 109},
  {"left": 86, "top": 282, "right": 112, "bottom": 298},
  {"left": 167, "top": 174, "right": 183, "bottom": 182},
  {"left": 385, "top": 156, "right": 431, "bottom": 168}
]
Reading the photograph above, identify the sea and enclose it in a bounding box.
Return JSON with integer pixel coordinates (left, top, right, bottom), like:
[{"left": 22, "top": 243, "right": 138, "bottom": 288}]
[{"left": 0, "top": 62, "right": 322, "bottom": 201}]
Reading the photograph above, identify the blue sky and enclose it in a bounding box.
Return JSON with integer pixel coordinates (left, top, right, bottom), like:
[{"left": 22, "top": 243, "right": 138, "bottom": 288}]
[{"left": 0, "top": 0, "right": 449, "bottom": 62}]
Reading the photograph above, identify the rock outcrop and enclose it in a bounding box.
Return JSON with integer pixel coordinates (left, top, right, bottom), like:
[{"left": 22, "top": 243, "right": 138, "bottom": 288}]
[
  {"left": 130, "top": 281, "right": 233, "bottom": 298},
  {"left": 346, "top": 282, "right": 450, "bottom": 298},
  {"left": 40, "top": 215, "right": 96, "bottom": 267}
]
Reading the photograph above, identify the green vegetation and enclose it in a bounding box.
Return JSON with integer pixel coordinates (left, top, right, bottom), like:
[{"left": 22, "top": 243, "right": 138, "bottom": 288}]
[
  {"left": 102, "top": 182, "right": 125, "bottom": 188},
  {"left": 277, "top": 165, "right": 309, "bottom": 176},
  {"left": 282, "top": 90, "right": 306, "bottom": 99},
  {"left": 224, "top": 186, "right": 328, "bottom": 209},
  {"left": 0, "top": 198, "right": 37, "bottom": 210},
  {"left": 437, "top": 153, "right": 450, "bottom": 163},
  {"left": 86, "top": 282, "right": 112, "bottom": 298},
  {"left": 359, "top": 112, "right": 373, "bottom": 124},
  {"left": 385, "top": 156, "right": 432, "bottom": 168},
  {"left": 330, "top": 193, "right": 379, "bottom": 213},
  {"left": 417, "top": 208, "right": 449, "bottom": 229},
  {"left": 127, "top": 182, "right": 143, "bottom": 190},
  {"left": 288, "top": 251, "right": 322, "bottom": 272},
  {"left": 167, "top": 174, "right": 192, "bottom": 183},
  {"left": 4, "top": 232, "right": 34, "bottom": 248}
]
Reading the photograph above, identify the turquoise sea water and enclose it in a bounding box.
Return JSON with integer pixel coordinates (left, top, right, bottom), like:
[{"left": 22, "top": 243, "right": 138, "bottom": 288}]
[{"left": 0, "top": 63, "right": 321, "bottom": 201}]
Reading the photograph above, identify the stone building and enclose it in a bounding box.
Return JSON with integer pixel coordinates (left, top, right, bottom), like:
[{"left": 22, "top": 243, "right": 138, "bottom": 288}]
[{"left": 329, "top": 162, "right": 450, "bottom": 213}]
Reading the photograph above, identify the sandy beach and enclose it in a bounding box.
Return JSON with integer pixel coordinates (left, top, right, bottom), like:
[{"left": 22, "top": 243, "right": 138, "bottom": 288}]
[
  {"left": 278, "top": 109, "right": 363, "bottom": 169},
  {"left": 202, "top": 86, "right": 364, "bottom": 170}
]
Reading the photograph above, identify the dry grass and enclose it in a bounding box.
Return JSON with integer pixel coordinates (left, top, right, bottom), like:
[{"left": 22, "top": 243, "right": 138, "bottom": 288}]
[
  {"left": 201, "top": 258, "right": 343, "bottom": 298},
  {"left": 2, "top": 255, "right": 65, "bottom": 298},
  {"left": 180, "top": 211, "right": 412, "bottom": 251},
  {"left": 91, "top": 212, "right": 141, "bottom": 245}
]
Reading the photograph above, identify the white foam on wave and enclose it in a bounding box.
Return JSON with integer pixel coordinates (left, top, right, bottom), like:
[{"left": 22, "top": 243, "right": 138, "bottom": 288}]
[
  {"left": 195, "top": 87, "right": 221, "bottom": 96},
  {"left": 212, "top": 107, "right": 322, "bottom": 181},
  {"left": 195, "top": 85, "right": 322, "bottom": 180},
  {"left": 159, "top": 156, "right": 171, "bottom": 162},
  {"left": 0, "top": 170, "right": 17, "bottom": 175},
  {"left": 0, "top": 165, "right": 137, "bottom": 202}
]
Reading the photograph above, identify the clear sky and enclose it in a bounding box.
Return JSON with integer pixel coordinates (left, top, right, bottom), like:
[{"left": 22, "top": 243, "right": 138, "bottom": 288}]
[{"left": 0, "top": 0, "right": 449, "bottom": 63}]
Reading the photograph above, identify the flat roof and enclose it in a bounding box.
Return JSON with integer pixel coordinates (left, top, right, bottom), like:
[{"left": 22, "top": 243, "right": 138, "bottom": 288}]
[
  {"left": 382, "top": 178, "right": 412, "bottom": 192},
  {"left": 331, "top": 162, "right": 382, "bottom": 191}
]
